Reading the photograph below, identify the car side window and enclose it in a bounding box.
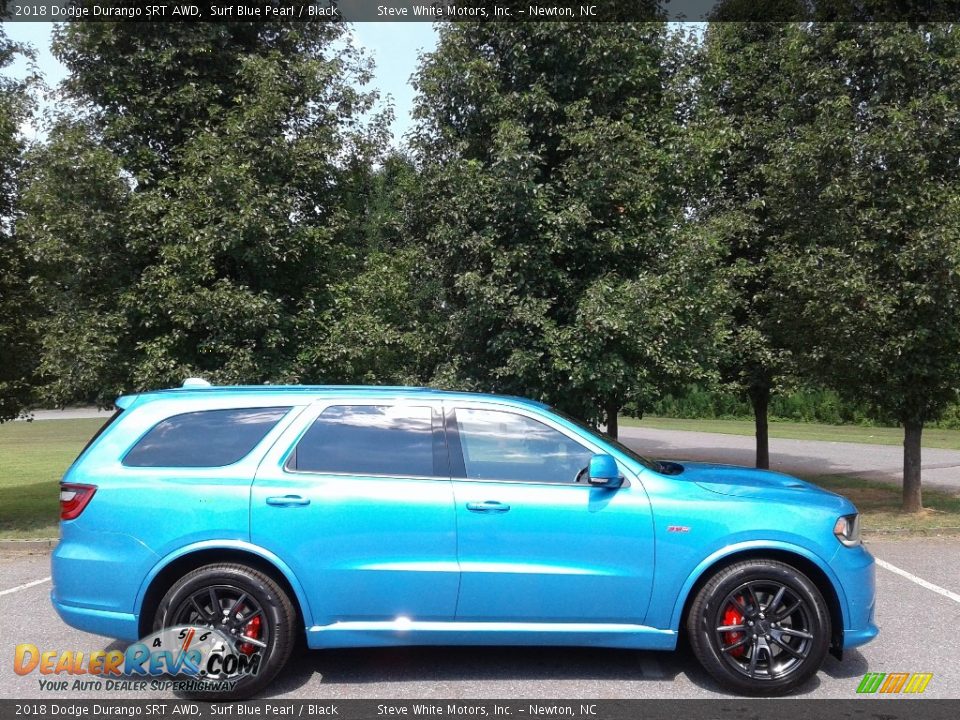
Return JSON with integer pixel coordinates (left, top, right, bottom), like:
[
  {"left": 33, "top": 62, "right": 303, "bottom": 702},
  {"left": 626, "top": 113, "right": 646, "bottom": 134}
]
[
  {"left": 290, "top": 405, "right": 438, "bottom": 477},
  {"left": 454, "top": 408, "right": 593, "bottom": 484},
  {"left": 123, "top": 407, "right": 290, "bottom": 468}
]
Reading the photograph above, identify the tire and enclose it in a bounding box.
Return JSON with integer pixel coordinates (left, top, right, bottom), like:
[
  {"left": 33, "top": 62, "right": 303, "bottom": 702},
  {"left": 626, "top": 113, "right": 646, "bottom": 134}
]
[
  {"left": 154, "top": 563, "right": 297, "bottom": 700},
  {"left": 685, "top": 559, "right": 831, "bottom": 696}
]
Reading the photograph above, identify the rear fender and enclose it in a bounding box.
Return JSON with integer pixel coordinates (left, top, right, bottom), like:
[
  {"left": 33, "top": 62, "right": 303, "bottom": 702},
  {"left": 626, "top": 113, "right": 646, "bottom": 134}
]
[{"left": 135, "top": 539, "right": 314, "bottom": 627}]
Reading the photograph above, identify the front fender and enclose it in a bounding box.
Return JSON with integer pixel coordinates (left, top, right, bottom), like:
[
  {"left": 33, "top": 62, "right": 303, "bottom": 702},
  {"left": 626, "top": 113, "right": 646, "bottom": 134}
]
[
  {"left": 667, "top": 540, "right": 848, "bottom": 631},
  {"left": 134, "top": 539, "right": 315, "bottom": 628}
]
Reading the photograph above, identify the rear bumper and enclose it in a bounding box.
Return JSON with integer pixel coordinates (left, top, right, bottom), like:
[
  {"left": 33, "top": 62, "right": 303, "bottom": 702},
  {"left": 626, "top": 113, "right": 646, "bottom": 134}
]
[
  {"left": 51, "top": 593, "right": 140, "bottom": 642},
  {"left": 51, "top": 524, "right": 157, "bottom": 642}
]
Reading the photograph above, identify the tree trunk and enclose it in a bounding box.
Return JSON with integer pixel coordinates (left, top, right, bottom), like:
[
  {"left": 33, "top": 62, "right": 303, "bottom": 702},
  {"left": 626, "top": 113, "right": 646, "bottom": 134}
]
[
  {"left": 902, "top": 420, "right": 923, "bottom": 514},
  {"left": 606, "top": 400, "right": 619, "bottom": 440},
  {"left": 749, "top": 384, "right": 770, "bottom": 470}
]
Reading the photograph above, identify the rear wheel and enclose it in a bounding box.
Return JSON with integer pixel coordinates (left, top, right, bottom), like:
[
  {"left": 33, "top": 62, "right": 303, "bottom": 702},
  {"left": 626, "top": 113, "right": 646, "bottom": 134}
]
[
  {"left": 154, "top": 563, "right": 296, "bottom": 700},
  {"left": 686, "top": 559, "right": 831, "bottom": 696}
]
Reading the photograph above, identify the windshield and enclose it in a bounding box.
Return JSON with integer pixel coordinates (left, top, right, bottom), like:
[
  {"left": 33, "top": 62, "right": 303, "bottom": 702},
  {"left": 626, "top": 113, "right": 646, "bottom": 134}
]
[{"left": 552, "top": 409, "right": 662, "bottom": 473}]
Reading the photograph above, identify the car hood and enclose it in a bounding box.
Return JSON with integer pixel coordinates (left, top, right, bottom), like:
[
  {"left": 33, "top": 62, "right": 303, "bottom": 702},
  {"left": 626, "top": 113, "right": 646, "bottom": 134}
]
[{"left": 675, "top": 461, "right": 848, "bottom": 507}]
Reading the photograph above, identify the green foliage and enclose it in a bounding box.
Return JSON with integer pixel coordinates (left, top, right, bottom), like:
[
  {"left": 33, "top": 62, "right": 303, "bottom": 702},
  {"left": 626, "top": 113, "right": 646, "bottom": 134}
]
[
  {"left": 767, "top": 24, "right": 960, "bottom": 429},
  {"left": 51, "top": 23, "right": 358, "bottom": 184},
  {"left": 755, "top": 23, "right": 960, "bottom": 510},
  {"left": 305, "top": 151, "right": 457, "bottom": 385},
  {"left": 692, "top": 23, "right": 811, "bottom": 418},
  {"left": 645, "top": 384, "right": 894, "bottom": 427},
  {"left": 411, "top": 23, "right": 726, "bottom": 428},
  {"left": 19, "top": 122, "right": 138, "bottom": 406},
  {"left": 21, "top": 23, "right": 389, "bottom": 406},
  {"left": 0, "top": 28, "right": 37, "bottom": 421},
  {"left": 321, "top": 246, "right": 448, "bottom": 385}
]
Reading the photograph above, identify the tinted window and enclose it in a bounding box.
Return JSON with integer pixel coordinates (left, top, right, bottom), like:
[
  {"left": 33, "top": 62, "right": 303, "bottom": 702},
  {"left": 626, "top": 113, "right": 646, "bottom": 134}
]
[
  {"left": 455, "top": 408, "right": 593, "bottom": 484},
  {"left": 292, "top": 405, "right": 436, "bottom": 477},
  {"left": 124, "top": 407, "right": 290, "bottom": 468},
  {"left": 551, "top": 408, "right": 661, "bottom": 472}
]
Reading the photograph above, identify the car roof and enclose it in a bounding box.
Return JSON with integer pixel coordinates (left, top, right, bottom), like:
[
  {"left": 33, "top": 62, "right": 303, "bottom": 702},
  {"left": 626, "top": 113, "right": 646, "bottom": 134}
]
[{"left": 116, "top": 383, "right": 551, "bottom": 412}]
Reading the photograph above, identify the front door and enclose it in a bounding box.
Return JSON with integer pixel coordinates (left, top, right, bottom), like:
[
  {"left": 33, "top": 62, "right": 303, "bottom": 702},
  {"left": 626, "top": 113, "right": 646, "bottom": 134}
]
[{"left": 448, "top": 404, "right": 655, "bottom": 624}]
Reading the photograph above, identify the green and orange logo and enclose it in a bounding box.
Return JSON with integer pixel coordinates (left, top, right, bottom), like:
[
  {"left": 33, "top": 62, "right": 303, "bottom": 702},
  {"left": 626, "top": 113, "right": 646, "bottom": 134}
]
[{"left": 856, "top": 672, "right": 933, "bottom": 694}]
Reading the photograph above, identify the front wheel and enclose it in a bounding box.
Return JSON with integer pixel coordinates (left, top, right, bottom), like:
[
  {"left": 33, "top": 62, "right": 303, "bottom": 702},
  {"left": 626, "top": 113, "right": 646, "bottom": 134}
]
[
  {"left": 686, "top": 559, "right": 831, "bottom": 696},
  {"left": 154, "top": 563, "right": 297, "bottom": 700}
]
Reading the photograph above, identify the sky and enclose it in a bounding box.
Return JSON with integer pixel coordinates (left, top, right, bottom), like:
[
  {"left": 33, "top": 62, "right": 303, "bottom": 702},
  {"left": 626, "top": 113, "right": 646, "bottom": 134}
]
[{"left": 2, "top": 22, "right": 439, "bottom": 145}]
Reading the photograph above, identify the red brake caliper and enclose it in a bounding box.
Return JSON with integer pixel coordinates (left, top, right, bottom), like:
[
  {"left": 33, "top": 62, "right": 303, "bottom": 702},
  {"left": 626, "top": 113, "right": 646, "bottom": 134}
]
[
  {"left": 238, "top": 614, "right": 261, "bottom": 656},
  {"left": 722, "top": 596, "right": 747, "bottom": 658}
]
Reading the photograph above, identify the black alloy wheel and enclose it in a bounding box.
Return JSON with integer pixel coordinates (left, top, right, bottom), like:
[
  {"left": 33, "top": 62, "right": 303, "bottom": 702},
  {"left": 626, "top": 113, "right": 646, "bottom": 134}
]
[
  {"left": 686, "top": 559, "right": 831, "bottom": 696},
  {"left": 154, "top": 563, "right": 297, "bottom": 700}
]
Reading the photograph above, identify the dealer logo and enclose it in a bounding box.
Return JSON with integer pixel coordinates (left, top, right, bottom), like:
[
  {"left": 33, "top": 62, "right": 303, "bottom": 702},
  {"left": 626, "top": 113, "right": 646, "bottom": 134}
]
[
  {"left": 15, "top": 625, "right": 259, "bottom": 692},
  {"left": 856, "top": 672, "right": 933, "bottom": 694}
]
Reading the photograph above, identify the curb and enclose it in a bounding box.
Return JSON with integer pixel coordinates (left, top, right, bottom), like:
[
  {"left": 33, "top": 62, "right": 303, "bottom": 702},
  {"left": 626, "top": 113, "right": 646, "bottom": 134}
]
[{"left": 0, "top": 538, "right": 57, "bottom": 551}]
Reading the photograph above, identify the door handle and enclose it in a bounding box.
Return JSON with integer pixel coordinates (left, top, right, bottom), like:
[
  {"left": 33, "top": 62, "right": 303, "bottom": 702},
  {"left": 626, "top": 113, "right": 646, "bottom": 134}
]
[
  {"left": 266, "top": 495, "right": 311, "bottom": 507},
  {"left": 466, "top": 500, "right": 510, "bottom": 513}
]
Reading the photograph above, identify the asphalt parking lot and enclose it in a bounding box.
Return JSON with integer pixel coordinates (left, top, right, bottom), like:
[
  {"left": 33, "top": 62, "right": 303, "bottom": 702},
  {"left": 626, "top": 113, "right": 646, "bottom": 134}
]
[{"left": 2, "top": 537, "right": 958, "bottom": 700}]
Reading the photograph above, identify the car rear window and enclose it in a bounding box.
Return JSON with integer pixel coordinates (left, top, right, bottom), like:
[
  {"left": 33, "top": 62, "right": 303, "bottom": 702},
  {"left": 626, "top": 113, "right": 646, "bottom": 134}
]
[
  {"left": 290, "top": 405, "right": 436, "bottom": 477},
  {"left": 123, "top": 407, "right": 290, "bottom": 468}
]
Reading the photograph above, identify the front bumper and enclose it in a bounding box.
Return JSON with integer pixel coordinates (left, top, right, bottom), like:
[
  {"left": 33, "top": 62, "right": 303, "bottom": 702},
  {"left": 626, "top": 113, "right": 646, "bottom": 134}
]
[
  {"left": 830, "top": 542, "right": 879, "bottom": 650},
  {"left": 844, "top": 623, "right": 879, "bottom": 649}
]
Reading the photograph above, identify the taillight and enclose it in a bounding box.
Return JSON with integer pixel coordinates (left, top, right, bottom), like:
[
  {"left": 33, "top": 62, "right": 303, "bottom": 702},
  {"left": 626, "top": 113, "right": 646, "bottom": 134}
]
[{"left": 60, "top": 484, "right": 97, "bottom": 521}]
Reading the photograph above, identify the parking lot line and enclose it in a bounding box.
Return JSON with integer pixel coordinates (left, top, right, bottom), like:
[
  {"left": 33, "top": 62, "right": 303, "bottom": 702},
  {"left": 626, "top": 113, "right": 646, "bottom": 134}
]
[
  {"left": 0, "top": 576, "right": 50, "bottom": 597},
  {"left": 875, "top": 558, "right": 960, "bottom": 604}
]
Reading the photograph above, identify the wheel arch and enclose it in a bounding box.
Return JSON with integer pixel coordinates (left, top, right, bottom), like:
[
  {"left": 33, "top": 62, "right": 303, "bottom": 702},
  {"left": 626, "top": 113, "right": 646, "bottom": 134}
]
[
  {"left": 671, "top": 542, "right": 846, "bottom": 657},
  {"left": 135, "top": 541, "right": 313, "bottom": 639}
]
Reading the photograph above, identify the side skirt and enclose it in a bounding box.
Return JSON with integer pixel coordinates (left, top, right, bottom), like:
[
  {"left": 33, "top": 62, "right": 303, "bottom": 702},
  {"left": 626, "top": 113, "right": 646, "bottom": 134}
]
[{"left": 306, "top": 620, "right": 677, "bottom": 650}]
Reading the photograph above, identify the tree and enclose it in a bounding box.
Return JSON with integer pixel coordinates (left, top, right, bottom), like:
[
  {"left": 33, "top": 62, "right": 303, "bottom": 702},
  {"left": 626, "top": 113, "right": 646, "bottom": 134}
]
[
  {"left": 693, "top": 23, "right": 805, "bottom": 469},
  {"left": 19, "top": 122, "right": 136, "bottom": 406},
  {"left": 20, "top": 23, "right": 388, "bottom": 405},
  {"left": 0, "top": 28, "right": 36, "bottom": 420},
  {"left": 411, "top": 23, "right": 725, "bottom": 435},
  {"left": 769, "top": 23, "right": 960, "bottom": 512},
  {"left": 317, "top": 153, "right": 450, "bottom": 385}
]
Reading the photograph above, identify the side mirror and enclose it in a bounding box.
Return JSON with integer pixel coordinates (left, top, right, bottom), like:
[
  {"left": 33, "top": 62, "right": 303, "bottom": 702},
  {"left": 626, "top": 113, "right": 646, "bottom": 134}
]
[{"left": 588, "top": 454, "right": 623, "bottom": 488}]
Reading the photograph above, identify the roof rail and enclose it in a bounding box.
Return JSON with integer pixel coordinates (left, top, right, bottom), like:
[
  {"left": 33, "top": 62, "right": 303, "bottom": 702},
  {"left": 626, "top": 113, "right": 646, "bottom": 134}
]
[{"left": 181, "top": 377, "right": 212, "bottom": 388}]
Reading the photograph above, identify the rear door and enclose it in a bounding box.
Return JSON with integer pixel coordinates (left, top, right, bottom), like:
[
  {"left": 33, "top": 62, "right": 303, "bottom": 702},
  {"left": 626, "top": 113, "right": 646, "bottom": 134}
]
[{"left": 251, "top": 400, "right": 459, "bottom": 626}]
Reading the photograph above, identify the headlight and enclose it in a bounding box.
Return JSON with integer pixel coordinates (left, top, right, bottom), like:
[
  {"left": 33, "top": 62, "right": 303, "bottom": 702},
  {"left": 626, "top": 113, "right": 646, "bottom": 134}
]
[{"left": 834, "top": 513, "right": 861, "bottom": 547}]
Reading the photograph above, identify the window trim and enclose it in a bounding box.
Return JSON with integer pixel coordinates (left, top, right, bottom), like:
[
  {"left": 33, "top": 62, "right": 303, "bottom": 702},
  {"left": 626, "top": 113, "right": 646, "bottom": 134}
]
[
  {"left": 282, "top": 401, "right": 451, "bottom": 481},
  {"left": 445, "top": 404, "right": 628, "bottom": 487},
  {"left": 121, "top": 406, "right": 292, "bottom": 469}
]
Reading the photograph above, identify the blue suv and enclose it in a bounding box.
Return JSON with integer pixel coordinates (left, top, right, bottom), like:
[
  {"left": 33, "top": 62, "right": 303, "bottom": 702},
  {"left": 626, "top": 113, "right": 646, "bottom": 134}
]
[{"left": 52, "top": 382, "right": 877, "bottom": 698}]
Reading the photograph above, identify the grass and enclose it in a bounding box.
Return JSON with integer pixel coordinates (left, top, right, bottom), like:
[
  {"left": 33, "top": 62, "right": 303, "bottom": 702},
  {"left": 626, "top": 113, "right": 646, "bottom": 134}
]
[
  {"left": 620, "top": 415, "right": 960, "bottom": 450},
  {"left": 810, "top": 475, "right": 960, "bottom": 535},
  {"left": 0, "top": 418, "right": 105, "bottom": 539},
  {"left": 0, "top": 417, "right": 958, "bottom": 539}
]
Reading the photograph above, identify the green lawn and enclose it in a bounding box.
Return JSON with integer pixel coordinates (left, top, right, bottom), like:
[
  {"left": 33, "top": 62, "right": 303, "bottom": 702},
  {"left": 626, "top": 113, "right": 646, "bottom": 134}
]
[
  {"left": 620, "top": 415, "right": 960, "bottom": 450},
  {"left": 811, "top": 475, "right": 960, "bottom": 535},
  {"left": 0, "top": 418, "right": 105, "bottom": 539}
]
